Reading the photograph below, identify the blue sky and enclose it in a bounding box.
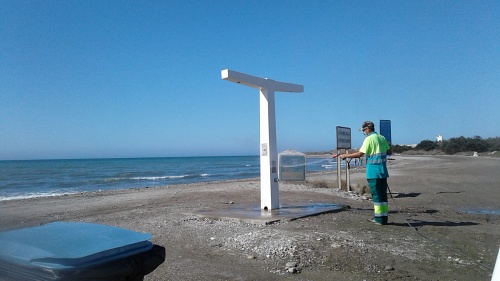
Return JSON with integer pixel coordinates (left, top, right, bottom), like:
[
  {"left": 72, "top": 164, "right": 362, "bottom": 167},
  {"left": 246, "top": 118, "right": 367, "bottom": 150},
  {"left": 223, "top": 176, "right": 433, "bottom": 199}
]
[{"left": 1, "top": 1, "right": 499, "bottom": 160}]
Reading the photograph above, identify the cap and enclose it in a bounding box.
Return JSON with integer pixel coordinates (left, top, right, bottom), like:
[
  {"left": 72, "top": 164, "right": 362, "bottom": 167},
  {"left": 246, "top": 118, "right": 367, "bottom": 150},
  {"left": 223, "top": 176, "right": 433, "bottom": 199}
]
[{"left": 360, "top": 121, "right": 375, "bottom": 131}]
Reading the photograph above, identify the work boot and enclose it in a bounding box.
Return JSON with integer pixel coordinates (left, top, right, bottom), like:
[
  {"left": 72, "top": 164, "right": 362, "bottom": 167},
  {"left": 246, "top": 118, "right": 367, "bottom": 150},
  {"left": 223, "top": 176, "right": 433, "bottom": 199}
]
[{"left": 368, "top": 219, "right": 383, "bottom": 226}]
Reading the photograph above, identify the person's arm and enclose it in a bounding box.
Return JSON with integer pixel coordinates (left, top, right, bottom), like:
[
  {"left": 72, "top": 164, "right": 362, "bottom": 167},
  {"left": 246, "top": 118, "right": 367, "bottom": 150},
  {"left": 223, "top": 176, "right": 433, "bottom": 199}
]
[{"left": 339, "top": 151, "right": 364, "bottom": 159}]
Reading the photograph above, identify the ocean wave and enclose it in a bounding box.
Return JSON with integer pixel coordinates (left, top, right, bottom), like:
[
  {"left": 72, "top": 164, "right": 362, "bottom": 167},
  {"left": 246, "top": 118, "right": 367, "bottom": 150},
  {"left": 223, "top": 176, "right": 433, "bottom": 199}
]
[
  {"left": 131, "top": 174, "right": 210, "bottom": 181},
  {"left": 131, "top": 175, "right": 187, "bottom": 180},
  {"left": 0, "top": 191, "right": 78, "bottom": 201}
]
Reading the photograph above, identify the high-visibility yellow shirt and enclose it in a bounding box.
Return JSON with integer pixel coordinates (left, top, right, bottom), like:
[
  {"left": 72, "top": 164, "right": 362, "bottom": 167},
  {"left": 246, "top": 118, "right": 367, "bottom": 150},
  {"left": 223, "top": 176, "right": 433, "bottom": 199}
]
[{"left": 359, "top": 132, "right": 390, "bottom": 179}]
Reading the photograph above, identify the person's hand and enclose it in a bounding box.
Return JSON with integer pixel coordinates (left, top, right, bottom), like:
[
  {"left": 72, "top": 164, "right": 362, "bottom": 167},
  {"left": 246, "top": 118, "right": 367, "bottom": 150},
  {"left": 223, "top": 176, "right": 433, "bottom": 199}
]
[{"left": 340, "top": 154, "right": 346, "bottom": 159}]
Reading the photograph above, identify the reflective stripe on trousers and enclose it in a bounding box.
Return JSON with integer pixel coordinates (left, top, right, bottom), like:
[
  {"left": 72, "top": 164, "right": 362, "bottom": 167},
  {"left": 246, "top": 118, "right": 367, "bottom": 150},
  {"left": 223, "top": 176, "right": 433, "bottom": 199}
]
[
  {"left": 368, "top": 178, "right": 388, "bottom": 224},
  {"left": 373, "top": 202, "right": 388, "bottom": 217}
]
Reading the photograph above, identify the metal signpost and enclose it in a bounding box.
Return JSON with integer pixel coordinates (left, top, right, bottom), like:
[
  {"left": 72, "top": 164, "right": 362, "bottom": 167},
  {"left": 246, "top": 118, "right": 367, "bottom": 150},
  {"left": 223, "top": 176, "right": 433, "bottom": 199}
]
[
  {"left": 221, "top": 69, "right": 304, "bottom": 210},
  {"left": 336, "top": 126, "right": 351, "bottom": 191}
]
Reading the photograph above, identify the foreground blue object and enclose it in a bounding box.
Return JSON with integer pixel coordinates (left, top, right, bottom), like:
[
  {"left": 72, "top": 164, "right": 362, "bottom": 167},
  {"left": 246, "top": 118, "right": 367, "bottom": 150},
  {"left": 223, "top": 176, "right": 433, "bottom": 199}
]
[{"left": 0, "top": 222, "right": 165, "bottom": 281}]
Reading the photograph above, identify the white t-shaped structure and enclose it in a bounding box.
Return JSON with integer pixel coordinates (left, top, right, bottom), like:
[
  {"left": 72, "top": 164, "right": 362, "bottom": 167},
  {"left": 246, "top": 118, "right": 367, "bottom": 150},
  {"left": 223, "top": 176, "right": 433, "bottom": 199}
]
[{"left": 221, "top": 69, "right": 304, "bottom": 210}]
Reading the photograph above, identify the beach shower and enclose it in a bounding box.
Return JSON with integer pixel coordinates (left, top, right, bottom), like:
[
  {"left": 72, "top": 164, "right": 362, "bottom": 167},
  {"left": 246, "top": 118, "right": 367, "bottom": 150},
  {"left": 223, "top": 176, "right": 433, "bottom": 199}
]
[{"left": 221, "top": 69, "right": 303, "bottom": 210}]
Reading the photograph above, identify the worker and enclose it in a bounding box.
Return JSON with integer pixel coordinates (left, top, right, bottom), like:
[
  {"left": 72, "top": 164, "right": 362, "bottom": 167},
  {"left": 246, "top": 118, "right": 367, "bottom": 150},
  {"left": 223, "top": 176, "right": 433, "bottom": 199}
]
[{"left": 339, "top": 121, "right": 392, "bottom": 225}]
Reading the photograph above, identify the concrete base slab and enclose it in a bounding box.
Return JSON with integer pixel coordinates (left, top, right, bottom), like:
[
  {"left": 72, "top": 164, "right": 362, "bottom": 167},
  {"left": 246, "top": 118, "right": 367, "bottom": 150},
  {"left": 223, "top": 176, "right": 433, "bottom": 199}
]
[{"left": 195, "top": 202, "right": 348, "bottom": 225}]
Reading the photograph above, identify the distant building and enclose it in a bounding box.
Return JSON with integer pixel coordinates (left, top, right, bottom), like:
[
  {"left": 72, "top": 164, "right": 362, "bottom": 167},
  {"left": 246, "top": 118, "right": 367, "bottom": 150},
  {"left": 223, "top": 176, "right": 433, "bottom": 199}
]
[{"left": 436, "top": 135, "right": 443, "bottom": 142}]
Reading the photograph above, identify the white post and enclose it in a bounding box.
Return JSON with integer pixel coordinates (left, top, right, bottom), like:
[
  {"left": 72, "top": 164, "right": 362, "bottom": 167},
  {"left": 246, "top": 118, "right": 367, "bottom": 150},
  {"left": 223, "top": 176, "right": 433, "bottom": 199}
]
[
  {"left": 221, "top": 69, "right": 303, "bottom": 210},
  {"left": 259, "top": 87, "right": 279, "bottom": 210},
  {"left": 493, "top": 247, "right": 500, "bottom": 281}
]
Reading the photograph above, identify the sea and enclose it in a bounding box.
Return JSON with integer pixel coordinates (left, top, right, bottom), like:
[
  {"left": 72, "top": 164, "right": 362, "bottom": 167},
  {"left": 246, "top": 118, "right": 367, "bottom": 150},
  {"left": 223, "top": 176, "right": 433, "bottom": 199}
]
[{"left": 0, "top": 156, "right": 348, "bottom": 201}]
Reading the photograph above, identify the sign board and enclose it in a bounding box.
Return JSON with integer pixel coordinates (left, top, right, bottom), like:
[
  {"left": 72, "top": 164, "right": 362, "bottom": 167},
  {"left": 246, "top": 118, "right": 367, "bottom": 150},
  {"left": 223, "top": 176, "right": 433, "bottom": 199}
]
[
  {"left": 379, "top": 120, "right": 392, "bottom": 145},
  {"left": 336, "top": 126, "right": 351, "bottom": 149}
]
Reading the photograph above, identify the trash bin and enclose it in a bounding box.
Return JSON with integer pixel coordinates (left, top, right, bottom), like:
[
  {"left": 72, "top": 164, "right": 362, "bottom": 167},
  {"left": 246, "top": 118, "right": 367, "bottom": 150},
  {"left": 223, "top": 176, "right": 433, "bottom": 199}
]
[
  {"left": 0, "top": 222, "right": 165, "bottom": 281},
  {"left": 278, "top": 149, "right": 306, "bottom": 181}
]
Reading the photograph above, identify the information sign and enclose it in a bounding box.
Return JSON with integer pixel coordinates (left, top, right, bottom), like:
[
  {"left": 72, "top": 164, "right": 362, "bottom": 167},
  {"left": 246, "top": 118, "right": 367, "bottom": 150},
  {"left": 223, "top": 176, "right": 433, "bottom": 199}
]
[{"left": 336, "top": 126, "right": 351, "bottom": 149}]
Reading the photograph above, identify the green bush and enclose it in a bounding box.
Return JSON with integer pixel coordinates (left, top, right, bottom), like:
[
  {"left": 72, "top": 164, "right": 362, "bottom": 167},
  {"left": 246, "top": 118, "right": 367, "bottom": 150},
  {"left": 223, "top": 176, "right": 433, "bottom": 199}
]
[
  {"left": 391, "top": 145, "right": 412, "bottom": 154},
  {"left": 485, "top": 137, "right": 500, "bottom": 151},
  {"left": 393, "top": 136, "right": 498, "bottom": 155},
  {"left": 441, "top": 136, "right": 489, "bottom": 154},
  {"left": 415, "top": 140, "right": 438, "bottom": 151}
]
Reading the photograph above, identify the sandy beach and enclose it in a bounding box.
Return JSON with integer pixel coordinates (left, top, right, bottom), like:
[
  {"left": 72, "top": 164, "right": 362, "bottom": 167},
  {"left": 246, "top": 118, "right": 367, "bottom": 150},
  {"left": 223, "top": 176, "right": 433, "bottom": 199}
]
[{"left": 1, "top": 155, "right": 499, "bottom": 280}]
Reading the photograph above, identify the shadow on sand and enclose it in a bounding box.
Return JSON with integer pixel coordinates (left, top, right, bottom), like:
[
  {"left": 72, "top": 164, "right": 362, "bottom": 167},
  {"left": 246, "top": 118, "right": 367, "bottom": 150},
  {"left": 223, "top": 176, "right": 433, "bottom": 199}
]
[
  {"left": 392, "top": 192, "right": 421, "bottom": 198},
  {"left": 388, "top": 219, "right": 479, "bottom": 228}
]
